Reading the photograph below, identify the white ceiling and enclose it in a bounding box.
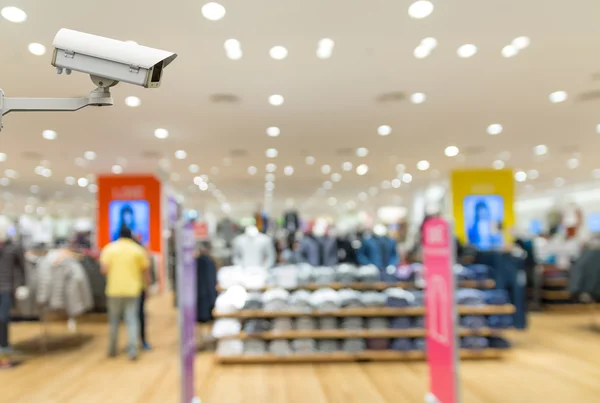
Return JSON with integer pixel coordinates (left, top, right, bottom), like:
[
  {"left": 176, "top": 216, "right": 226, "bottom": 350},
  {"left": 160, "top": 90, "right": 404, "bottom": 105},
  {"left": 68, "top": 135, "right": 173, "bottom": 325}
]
[{"left": 1, "top": 0, "right": 600, "bottom": 218}]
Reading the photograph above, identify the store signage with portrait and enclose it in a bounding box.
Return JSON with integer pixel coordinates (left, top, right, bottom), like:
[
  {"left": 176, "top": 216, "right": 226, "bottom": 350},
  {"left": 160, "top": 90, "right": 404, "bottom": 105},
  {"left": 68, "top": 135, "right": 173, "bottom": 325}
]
[{"left": 422, "top": 217, "right": 459, "bottom": 403}]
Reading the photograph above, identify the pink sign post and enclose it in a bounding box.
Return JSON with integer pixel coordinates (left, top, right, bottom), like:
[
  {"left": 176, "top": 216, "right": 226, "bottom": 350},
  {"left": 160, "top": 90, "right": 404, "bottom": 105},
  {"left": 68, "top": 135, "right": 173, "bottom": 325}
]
[{"left": 422, "top": 217, "right": 460, "bottom": 403}]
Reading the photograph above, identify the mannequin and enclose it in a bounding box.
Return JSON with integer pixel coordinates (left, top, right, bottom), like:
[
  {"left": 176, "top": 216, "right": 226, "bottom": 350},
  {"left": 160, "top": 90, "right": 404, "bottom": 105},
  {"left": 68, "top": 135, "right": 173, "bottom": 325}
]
[
  {"left": 299, "top": 219, "right": 338, "bottom": 266},
  {"left": 232, "top": 225, "right": 275, "bottom": 268},
  {"left": 357, "top": 224, "right": 398, "bottom": 280},
  {"left": 0, "top": 215, "right": 24, "bottom": 359}
]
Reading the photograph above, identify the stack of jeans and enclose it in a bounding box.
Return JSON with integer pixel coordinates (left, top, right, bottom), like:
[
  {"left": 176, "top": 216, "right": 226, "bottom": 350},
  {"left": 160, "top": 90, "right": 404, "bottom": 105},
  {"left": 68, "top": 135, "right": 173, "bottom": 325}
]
[
  {"left": 487, "top": 315, "right": 513, "bottom": 329},
  {"left": 484, "top": 290, "right": 510, "bottom": 305},
  {"left": 295, "top": 317, "right": 317, "bottom": 331},
  {"left": 367, "top": 338, "right": 390, "bottom": 350},
  {"left": 338, "top": 289, "right": 363, "bottom": 308},
  {"left": 269, "top": 340, "right": 293, "bottom": 356},
  {"left": 243, "top": 319, "right": 271, "bottom": 335},
  {"left": 310, "top": 288, "right": 340, "bottom": 311},
  {"left": 342, "top": 338, "right": 365, "bottom": 353},
  {"left": 390, "top": 317, "right": 413, "bottom": 329},
  {"left": 461, "top": 336, "right": 489, "bottom": 350},
  {"left": 361, "top": 291, "right": 386, "bottom": 307},
  {"left": 391, "top": 338, "right": 414, "bottom": 351},
  {"left": 456, "top": 289, "right": 486, "bottom": 306},
  {"left": 414, "top": 338, "right": 426, "bottom": 351},
  {"left": 217, "top": 340, "right": 243, "bottom": 356},
  {"left": 412, "top": 291, "right": 425, "bottom": 306},
  {"left": 367, "top": 317, "right": 389, "bottom": 329},
  {"left": 317, "top": 339, "right": 339, "bottom": 353},
  {"left": 341, "top": 317, "right": 363, "bottom": 330},
  {"left": 244, "top": 340, "right": 267, "bottom": 355},
  {"left": 290, "top": 290, "right": 312, "bottom": 312},
  {"left": 272, "top": 318, "right": 293, "bottom": 332},
  {"left": 460, "top": 315, "right": 487, "bottom": 329},
  {"left": 385, "top": 288, "right": 415, "bottom": 307},
  {"left": 488, "top": 336, "right": 511, "bottom": 349},
  {"left": 313, "top": 267, "right": 336, "bottom": 285},
  {"left": 466, "top": 264, "right": 492, "bottom": 281},
  {"left": 262, "top": 288, "right": 290, "bottom": 311},
  {"left": 243, "top": 292, "right": 263, "bottom": 310},
  {"left": 413, "top": 316, "right": 425, "bottom": 328},
  {"left": 357, "top": 265, "right": 380, "bottom": 282},
  {"left": 292, "top": 338, "right": 317, "bottom": 354},
  {"left": 337, "top": 264, "right": 358, "bottom": 283},
  {"left": 319, "top": 317, "right": 338, "bottom": 330}
]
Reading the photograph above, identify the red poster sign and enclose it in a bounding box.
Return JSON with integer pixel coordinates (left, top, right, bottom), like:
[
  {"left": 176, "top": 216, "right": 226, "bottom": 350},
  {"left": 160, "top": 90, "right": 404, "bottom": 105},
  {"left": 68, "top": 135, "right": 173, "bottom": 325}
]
[
  {"left": 423, "top": 217, "right": 459, "bottom": 403},
  {"left": 194, "top": 221, "right": 208, "bottom": 240}
]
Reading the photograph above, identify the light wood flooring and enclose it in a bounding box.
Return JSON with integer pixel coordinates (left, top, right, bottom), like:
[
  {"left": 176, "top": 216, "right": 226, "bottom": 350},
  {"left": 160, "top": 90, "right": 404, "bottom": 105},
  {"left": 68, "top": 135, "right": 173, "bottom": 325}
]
[{"left": 2, "top": 295, "right": 600, "bottom": 403}]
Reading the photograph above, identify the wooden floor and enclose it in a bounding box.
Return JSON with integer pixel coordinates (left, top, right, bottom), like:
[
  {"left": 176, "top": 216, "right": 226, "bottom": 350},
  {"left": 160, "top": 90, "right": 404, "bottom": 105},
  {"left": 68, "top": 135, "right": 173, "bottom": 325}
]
[{"left": 2, "top": 295, "right": 600, "bottom": 403}]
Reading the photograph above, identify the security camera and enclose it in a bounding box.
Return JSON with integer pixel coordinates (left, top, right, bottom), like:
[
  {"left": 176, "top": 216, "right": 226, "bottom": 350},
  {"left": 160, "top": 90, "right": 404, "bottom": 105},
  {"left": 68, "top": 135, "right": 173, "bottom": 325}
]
[{"left": 52, "top": 28, "right": 177, "bottom": 89}]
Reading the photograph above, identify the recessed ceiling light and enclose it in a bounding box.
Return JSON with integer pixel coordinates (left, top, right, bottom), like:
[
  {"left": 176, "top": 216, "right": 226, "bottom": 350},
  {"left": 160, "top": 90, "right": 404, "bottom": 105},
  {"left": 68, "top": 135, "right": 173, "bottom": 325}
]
[
  {"left": 199, "top": 182, "right": 209, "bottom": 191},
  {"left": 492, "top": 160, "right": 505, "bottom": 170},
  {"left": 527, "top": 169, "right": 539, "bottom": 179},
  {"left": 417, "top": 160, "right": 430, "bottom": 171},
  {"left": 266, "top": 148, "right": 278, "bottom": 158},
  {"left": 321, "top": 165, "right": 331, "bottom": 174},
  {"left": 28, "top": 43, "right": 46, "bottom": 56},
  {"left": 266, "top": 163, "right": 277, "bottom": 173},
  {"left": 457, "top": 44, "right": 477, "bottom": 58},
  {"left": 316, "top": 47, "right": 333, "bottom": 60},
  {"left": 84, "top": 151, "right": 96, "bottom": 161},
  {"left": 396, "top": 164, "right": 406, "bottom": 173},
  {"left": 4, "top": 169, "right": 17, "bottom": 179},
  {"left": 224, "top": 39, "right": 240, "bottom": 50},
  {"left": 189, "top": 164, "right": 200, "bottom": 173},
  {"left": 284, "top": 166, "right": 294, "bottom": 176},
  {"left": 358, "top": 192, "right": 368, "bottom": 201},
  {"left": 549, "top": 91, "right": 567, "bottom": 103},
  {"left": 247, "top": 166, "right": 257, "bottom": 175},
  {"left": 305, "top": 156, "right": 315, "bottom": 165},
  {"left": 323, "top": 181, "right": 333, "bottom": 190},
  {"left": 512, "top": 36, "right": 530, "bottom": 50},
  {"left": 201, "top": 2, "right": 226, "bottom": 21},
  {"left": 0, "top": 153, "right": 6, "bottom": 162},
  {"left": 402, "top": 173, "right": 413, "bottom": 183},
  {"left": 487, "top": 124, "right": 503, "bottom": 135},
  {"left": 381, "top": 180, "right": 391, "bottom": 190},
  {"left": 265, "top": 173, "right": 275, "bottom": 182},
  {"left": 515, "top": 171, "right": 527, "bottom": 182},
  {"left": 554, "top": 177, "right": 565, "bottom": 187},
  {"left": 411, "top": 93, "right": 426, "bottom": 104},
  {"left": 318, "top": 38, "right": 335, "bottom": 49},
  {"left": 356, "top": 164, "right": 369, "bottom": 176},
  {"left": 193, "top": 176, "right": 204, "bottom": 185},
  {"left": 1, "top": 6, "right": 27, "bottom": 23},
  {"left": 42, "top": 130, "right": 57, "bottom": 140},
  {"left": 111, "top": 165, "right": 123, "bottom": 174},
  {"left": 392, "top": 179, "right": 401, "bottom": 188},
  {"left": 408, "top": 1, "right": 434, "bottom": 19},
  {"left": 226, "top": 48, "right": 243, "bottom": 60},
  {"left": 266, "top": 126, "right": 281, "bottom": 137},
  {"left": 593, "top": 169, "right": 600, "bottom": 179},
  {"left": 268, "top": 95, "right": 284, "bottom": 106},
  {"left": 356, "top": 147, "right": 368, "bottom": 157},
  {"left": 270, "top": 46, "right": 288, "bottom": 60},
  {"left": 34, "top": 166, "right": 44, "bottom": 175},
  {"left": 0, "top": 178, "right": 9, "bottom": 187},
  {"left": 377, "top": 125, "right": 392, "bottom": 136},
  {"left": 175, "top": 150, "right": 187, "bottom": 159},
  {"left": 567, "top": 158, "right": 580, "bottom": 169},
  {"left": 317, "top": 38, "right": 335, "bottom": 59},
  {"left": 65, "top": 176, "right": 76, "bottom": 185},
  {"left": 331, "top": 173, "right": 342, "bottom": 182},
  {"left": 154, "top": 128, "right": 169, "bottom": 139},
  {"left": 420, "top": 37, "right": 438, "bottom": 49},
  {"left": 444, "top": 146, "right": 459, "bottom": 157},
  {"left": 328, "top": 197, "right": 337, "bottom": 206},
  {"left": 414, "top": 45, "right": 431, "bottom": 59},
  {"left": 77, "top": 177, "right": 89, "bottom": 187},
  {"left": 41, "top": 168, "right": 52, "bottom": 178},
  {"left": 265, "top": 182, "right": 275, "bottom": 191},
  {"left": 533, "top": 144, "right": 548, "bottom": 156},
  {"left": 125, "top": 96, "right": 141, "bottom": 107},
  {"left": 501, "top": 45, "right": 518, "bottom": 58},
  {"left": 342, "top": 162, "right": 353, "bottom": 172}
]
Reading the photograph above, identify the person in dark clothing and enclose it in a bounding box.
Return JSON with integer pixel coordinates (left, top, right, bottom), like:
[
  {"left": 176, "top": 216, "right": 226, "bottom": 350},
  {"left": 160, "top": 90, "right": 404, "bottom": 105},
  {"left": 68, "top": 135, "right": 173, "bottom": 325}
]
[
  {"left": 132, "top": 235, "right": 152, "bottom": 351},
  {"left": 0, "top": 239, "right": 24, "bottom": 355}
]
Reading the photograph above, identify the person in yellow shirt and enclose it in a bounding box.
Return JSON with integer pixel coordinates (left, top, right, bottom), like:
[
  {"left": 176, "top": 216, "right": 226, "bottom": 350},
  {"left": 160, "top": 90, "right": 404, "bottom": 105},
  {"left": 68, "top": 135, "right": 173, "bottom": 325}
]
[{"left": 100, "top": 226, "right": 150, "bottom": 360}]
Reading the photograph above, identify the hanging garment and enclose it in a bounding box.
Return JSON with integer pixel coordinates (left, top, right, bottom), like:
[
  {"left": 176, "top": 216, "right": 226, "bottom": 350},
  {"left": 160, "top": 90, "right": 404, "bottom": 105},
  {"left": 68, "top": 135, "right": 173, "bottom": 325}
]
[
  {"left": 283, "top": 211, "right": 300, "bottom": 233},
  {"left": 196, "top": 254, "right": 217, "bottom": 323},
  {"left": 299, "top": 235, "right": 338, "bottom": 266},
  {"left": 0, "top": 241, "right": 24, "bottom": 294},
  {"left": 216, "top": 218, "right": 239, "bottom": 248},
  {"left": 357, "top": 236, "right": 399, "bottom": 270},
  {"left": 569, "top": 248, "right": 600, "bottom": 301},
  {"left": 11, "top": 254, "right": 39, "bottom": 318},
  {"left": 79, "top": 255, "right": 107, "bottom": 313},
  {"left": 336, "top": 237, "right": 358, "bottom": 265},
  {"left": 232, "top": 233, "right": 276, "bottom": 268}
]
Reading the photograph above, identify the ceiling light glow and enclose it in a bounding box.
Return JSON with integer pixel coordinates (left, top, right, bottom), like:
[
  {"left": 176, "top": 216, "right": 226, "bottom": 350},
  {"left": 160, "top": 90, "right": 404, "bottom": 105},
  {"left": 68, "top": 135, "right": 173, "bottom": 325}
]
[
  {"left": 411, "top": 93, "right": 426, "bottom": 104},
  {"left": 247, "top": 166, "right": 257, "bottom": 175},
  {"left": 266, "top": 126, "right": 281, "bottom": 137},
  {"left": 321, "top": 165, "right": 331, "bottom": 175},
  {"left": 414, "top": 45, "right": 431, "bottom": 59},
  {"left": 175, "top": 150, "right": 187, "bottom": 159},
  {"left": 492, "top": 160, "right": 505, "bottom": 170},
  {"left": 1, "top": 6, "right": 27, "bottom": 23},
  {"left": 444, "top": 146, "right": 459, "bottom": 157},
  {"left": 125, "top": 96, "right": 141, "bottom": 107},
  {"left": 342, "top": 162, "right": 353, "bottom": 172},
  {"left": 42, "top": 130, "right": 57, "bottom": 140},
  {"left": 392, "top": 179, "right": 401, "bottom": 188},
  {"left": 306, "top": 156, "right": 315, "bottom": 165},
  {"left": 77, "top": 177, "right": 89, "bottom": 187},
  {"left": 266, "top": 163, "right": 277, "bottom": 173},
  {"left": 270, "top": 46, "right": 288, "bottom": 60},
  {"left": 420, "top": 37, "right": 438, "bottom": 49},
  {"left": 487, "top": 123, "right": 503, "bottom": 135},
  {"left": 512, "top": 36, "right": 530, "bottom": 50},
  {"left": 457, "top": 44, "right": 478, "bottom": 58},
  {"left": 527, "top": 169, "right": 539, "bottom": 179},
  {"left": 533, "top": 144, "right": 548, "bottom": 156},
  {"left": 549, "top": 91, "right": 567, "bottom": 103},
  {"left": 356, "top": 147, "right": 368, "bottom": 157},
  {"left": 28, "top": 43, "right": 46, "bottom": 56},
  {"left": 402, "top": 173, "right": 413, "bottom": 183},
  {"left": 84, "top": 151, "right": 96, "bottom": 161},
  {"left": 377, "top": 125, "right": 392, "bottom": 136},
  {"left": 201, "top": 2, "right": 226, "bottom": 21},
  {"left": 567, "top": 158, "right": 580, "bottom": 169},
  {"left": 284, "top": 166, "right": 294, "bottom": 176},
  {"left": 356, "top": 164, "right": 369, "bottom": 176},
  {"left": 417, "top": 160, "right": 430, "bottom": 171},
  {"left": 331, "top": 173, "right": 342, "bottom": 182},
  {"left": 515, "top": 171, "right": 527, "bottom": 182},
  {"left": 111, "top": 165, "right": 123, "bottom": 174},
  {"left": 408, "top": 1, "right": 434, "bottom": 19},
  {"left": 501, "top": 45, "right": 518, "bottom": 58},
  {"left": 268, "top": 95, "right": 284, "bottom": 106},
  {"left": 266, "top": 148, "right": 278, "bottom": 158},
  {"left": 154, "top": 128, "right": 169, "bottom": 139}
]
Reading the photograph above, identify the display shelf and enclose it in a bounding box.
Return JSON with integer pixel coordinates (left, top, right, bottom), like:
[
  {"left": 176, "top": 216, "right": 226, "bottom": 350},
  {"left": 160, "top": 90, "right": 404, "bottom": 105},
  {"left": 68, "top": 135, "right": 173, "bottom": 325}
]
[
  {"left": 543, "top": 278, "right": 568, "bottom": 288},
  {"left": 215, "top": 349, "right": 506, "bottom": 364},
  {"left": 216, "top": 280, "right": 495, "bottom": 293},
  {"left": 217, "top": 327, "right": 508, "bottom": 340},
  {"left": 542, "top": 290, "right": 571, "bottom": 301},
  {"left": 213, "top": 305, "right": 516, "bottom": 319}
]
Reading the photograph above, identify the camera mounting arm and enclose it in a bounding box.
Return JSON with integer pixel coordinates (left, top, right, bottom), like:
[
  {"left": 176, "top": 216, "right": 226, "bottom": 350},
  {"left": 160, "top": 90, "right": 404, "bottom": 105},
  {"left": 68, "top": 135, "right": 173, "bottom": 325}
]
[{"left": 0, "top": 86, "right": 114, "bottom": 131}]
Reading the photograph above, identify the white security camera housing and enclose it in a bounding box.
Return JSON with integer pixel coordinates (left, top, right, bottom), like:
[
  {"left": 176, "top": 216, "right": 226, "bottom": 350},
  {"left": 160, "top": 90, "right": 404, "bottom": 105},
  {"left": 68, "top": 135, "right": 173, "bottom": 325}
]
[{"left": 52, "top": 29, "right": 177, "bottom": 88}]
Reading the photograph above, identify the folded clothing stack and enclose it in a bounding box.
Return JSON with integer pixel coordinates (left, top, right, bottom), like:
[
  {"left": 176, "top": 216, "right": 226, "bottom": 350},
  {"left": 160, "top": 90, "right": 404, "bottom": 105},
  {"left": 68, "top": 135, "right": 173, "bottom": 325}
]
[
  {"left": 413, "top": 316, "right": 425, "bottom": 328},
  {"left": 391, "top": 338, "right": 414, "bottom": 351},
  {"left": 270, "top": 265, "right": 299, "bottom": 290},
  {"left": 295, "top": 317, "right": 317, "bottom": 331},
  {"left": 217, "top": 266, "right": 244, "bottom": 289},
  {"left": 488, "top": 336, "right": 511, "bottom": 349},
  {"left": 242, "top": 266, "right": 269, "bottom": 290},
  {"left": 313, "top": 267, "right": 337, "bottom": 285},
  {"left": 217, "top": 340, "right": 244, "bottom": 356},
  {"left": 269, "top": 340, "right": 293, "bottom": 356},
  {"left": 342, "top": 338, "right": 366, "bottom": 353},
  {"left": 341, "top": 317, "right": 363, "bottom": 330},
  {"left": 317, "top": 339, "right": 339, "bottom": 353},
  {"left": 212, "top": 318, "right": 242, "bottom": 338},
  {"left": 319, "top": 317, "right": 338, "bottom": 330},
  {"left": 262, "top": 288, "right": 290, "bottom": 311},
  {"left": 243, "top": 292, "right": 263, "bottom": 310},
  {"left": 338, "top": 289, "right": 363, "bottom": 308},
  {"left": 460, "top": 315, "right": 487, "bottom": 329},
  {"left": 487, "top": 315, "right": 513, "bottom": 329},
  {"left": 244, "top": 319, "right": 271, "bottom": 334},
  {"left": 214, "top": 286, "right": 248, "bottom": 313},
  {"left": 361, "top": 291, "right": 386, "bottom": 307},
  {"left": 366, "top": 338, "right": 390, "bottom": 350},
  {"left": 297, "top": 264, "right": 314, "bottom": 285},
  {"left": 292, "top": 338, "right": 317, "bottom": 355},
  {"left": 289, "top": 290, "right": 312, "bottom": 312},
  {"left": 272, "top": 318, "right": 293, "bottom": 332},
  {"left": 367, "top": 317, "right": 389, "bottom": 329},
  {"left": 484, "top": 290, "right": 510, "bottom": 305},
  {"left": 244, "top": 339, "right": 268, "bottom": 355},
  {"left": 336, "top": 264, "right": 358, "bottom": 283},
  {"left": 357, "top": 265, "right": 380, "bottom": 282},
  {"left": 456, "top": 289, "right": 486, "bottom": 306},
  {"left": 414, "top": 338, "right": 426, "bottom": 351},
  {"left": 390, "top": 317, "right": 413, "bottom": 329},
  {"left": 310, "top": 288, "right": 340, "bottom": 311},
  {"left": 461, "top": 336, "right": 489, "bottom": 350},
  {"left": 385, "top": 288, "right": 416, "bottom": 307}
]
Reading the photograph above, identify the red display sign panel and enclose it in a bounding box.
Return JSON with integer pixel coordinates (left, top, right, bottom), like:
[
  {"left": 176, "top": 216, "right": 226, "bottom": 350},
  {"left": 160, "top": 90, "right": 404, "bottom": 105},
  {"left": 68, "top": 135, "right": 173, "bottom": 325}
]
[
  {"left": 194, "top": 221, "right": 208, "bottom": 240},
  {"left": 423, "top": 217, "right": 459, "bottom": 403}
]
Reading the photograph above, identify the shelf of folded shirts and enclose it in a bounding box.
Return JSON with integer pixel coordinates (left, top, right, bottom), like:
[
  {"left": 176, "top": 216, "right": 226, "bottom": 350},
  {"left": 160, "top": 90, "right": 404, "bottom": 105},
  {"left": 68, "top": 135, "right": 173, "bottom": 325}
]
[
  {"left": 215, "top": 349, "right": 506, "bottom": 364},
  {"left": 543, "top": 278, "right": 569, "bottom": 288},
  {"left": 542, "top": 290, "right": 571, "bottom": 301},
  {"left": 213, "top": 305, "right": 516, "bottom": 319},
  {"left": 217, "top": 327, "right": 509, "bottom": 341},
  {"left": 216, "top": 280, "right": 495, "bottom": 293}
]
